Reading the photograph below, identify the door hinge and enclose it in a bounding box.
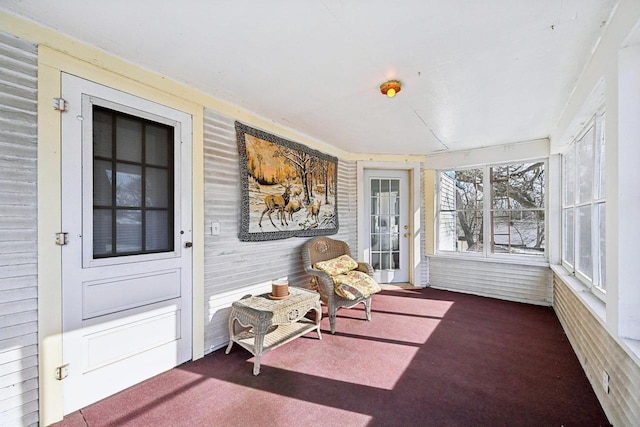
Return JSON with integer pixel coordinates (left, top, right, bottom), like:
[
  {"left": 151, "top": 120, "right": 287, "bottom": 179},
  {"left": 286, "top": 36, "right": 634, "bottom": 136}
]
[
  {"left": 55, "top": 232, "right": 69, "bottom": 246},
  {"left": 53, "top": 97, "right": 67, "bottom": 112},
  {"left": 55, "top": 364, "right": 69, "bottom": 380}
]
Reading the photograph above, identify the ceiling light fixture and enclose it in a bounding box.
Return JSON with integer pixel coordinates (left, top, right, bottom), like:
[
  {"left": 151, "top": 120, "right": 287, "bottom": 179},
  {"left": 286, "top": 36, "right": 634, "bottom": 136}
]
[{"left": 380, "top": 80, "right": 401, "bottom": 98}]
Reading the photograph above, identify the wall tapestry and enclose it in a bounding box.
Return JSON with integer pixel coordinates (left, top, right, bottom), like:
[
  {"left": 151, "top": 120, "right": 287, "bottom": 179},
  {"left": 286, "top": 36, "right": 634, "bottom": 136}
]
[{"left": 235, "top": 121, "right": 339, "bottom": 241}]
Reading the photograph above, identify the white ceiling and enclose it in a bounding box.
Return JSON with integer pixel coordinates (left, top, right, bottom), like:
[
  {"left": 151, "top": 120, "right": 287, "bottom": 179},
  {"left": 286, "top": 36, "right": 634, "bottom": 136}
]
[{"left": 1, "top": 0, "right": 618, "bottom": 155}]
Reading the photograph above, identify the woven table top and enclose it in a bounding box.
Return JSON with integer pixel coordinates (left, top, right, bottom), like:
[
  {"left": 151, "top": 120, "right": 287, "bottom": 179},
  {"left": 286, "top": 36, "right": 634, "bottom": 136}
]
[{"left": 231, "top": 287, "right": 320, "bottom": 325}]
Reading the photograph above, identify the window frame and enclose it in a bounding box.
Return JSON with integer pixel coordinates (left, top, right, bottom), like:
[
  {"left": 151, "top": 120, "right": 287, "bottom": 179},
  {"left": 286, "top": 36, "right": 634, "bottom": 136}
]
[
  {"left": 436, "top": 159, "right": 548, "bottom": 262},
  {"left": 437, "top": 167, "right": 485, "bottom": 257},
  {"left": 561, "top": 108, "right": 606, "bottom": 301},
  {"left": 81, "top": 94, "right": 183, "bottom": 269}
]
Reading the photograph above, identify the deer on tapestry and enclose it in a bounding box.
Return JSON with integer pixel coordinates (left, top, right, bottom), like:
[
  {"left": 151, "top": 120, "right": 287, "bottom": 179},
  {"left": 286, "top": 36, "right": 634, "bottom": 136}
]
[
  {"left": 306, "top": 198, "right": 322, "bottom": 223},
  {"left": 258, "top": 182, "right": 292, "bottom": 228}
]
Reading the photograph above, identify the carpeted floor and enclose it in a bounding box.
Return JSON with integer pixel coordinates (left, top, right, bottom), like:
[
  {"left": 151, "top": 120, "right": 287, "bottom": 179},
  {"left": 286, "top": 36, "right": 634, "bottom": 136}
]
[{"left": 54, "top": 287, "right": 610, "bottom": 427}]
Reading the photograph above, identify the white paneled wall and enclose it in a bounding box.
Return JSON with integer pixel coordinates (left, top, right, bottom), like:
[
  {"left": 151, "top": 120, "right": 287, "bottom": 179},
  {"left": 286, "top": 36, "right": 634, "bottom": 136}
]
[
  {"left": 428, "top": 257, "right": 552, "bottom": 305},
  {"left": 203, "top": 110, "right": 357, "bottom": 352},
  {"left": 0, "top": 31, "right": 38, "bottom": 427},
  {"left": 554, "top": 275, "right": 640, "bottom": 425}
]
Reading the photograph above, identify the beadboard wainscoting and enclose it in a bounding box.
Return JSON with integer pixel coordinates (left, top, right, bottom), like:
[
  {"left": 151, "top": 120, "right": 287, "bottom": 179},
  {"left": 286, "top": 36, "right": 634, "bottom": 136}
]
[
  {"left": 203, "top": 109, "right": 358, "bottom": 352},
  {"left": 427, "top": 256, "right": 552, "bottom": 306},
  {"left": 554, "top": 274, "right": 640, "bottom": 426}
]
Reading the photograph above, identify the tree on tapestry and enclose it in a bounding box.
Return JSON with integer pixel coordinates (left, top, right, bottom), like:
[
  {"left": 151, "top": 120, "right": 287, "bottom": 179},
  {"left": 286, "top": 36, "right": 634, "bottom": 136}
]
[{"left": 235, "top": 121, "right": 339, "bottom": 241}]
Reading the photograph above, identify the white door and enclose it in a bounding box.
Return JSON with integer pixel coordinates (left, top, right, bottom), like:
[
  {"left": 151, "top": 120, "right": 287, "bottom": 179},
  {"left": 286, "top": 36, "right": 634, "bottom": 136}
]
[
  {"left": 61, "top": 74, "right": 193, "bottom": 414},
  {"left": 363, "top": 170, "right": 410, "bottom": 283}
]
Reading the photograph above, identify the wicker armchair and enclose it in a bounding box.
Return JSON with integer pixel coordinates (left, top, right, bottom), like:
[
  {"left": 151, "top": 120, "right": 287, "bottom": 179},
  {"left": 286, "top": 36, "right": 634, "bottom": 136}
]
[{"left": 301, "top": 236, "right": 375, "bottom": 334}]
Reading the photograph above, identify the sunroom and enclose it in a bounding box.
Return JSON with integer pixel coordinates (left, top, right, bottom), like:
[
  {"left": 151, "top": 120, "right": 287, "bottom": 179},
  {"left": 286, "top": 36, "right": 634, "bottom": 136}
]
[{"left": 0, "top": 1, "right": 639, "bottom": 426}]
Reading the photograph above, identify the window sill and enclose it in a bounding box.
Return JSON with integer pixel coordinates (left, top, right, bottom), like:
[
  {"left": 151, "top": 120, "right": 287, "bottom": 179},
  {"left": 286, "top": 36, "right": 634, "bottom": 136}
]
[
  {"left": 550, "top": 264, "right": 640, "bottom": 366},
  {"left": 429, "top": 252, "right": 549, "bottom": 268},
  {"left": 622, "top": 339, "right": 640, "bottom": 366},
  {"left": 550, "top": 264, "right": 606, "bottom": 322}
]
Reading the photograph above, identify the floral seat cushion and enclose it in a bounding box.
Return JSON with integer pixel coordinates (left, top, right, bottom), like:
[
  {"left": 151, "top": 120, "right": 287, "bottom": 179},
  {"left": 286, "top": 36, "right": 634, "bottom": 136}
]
[
  {"left": 331, "top": 270, "right": 381, "bottom": 300},
  {"left": 314, "top": 254, "right": 381, "bottom": 300},
  {"left": 314, "top": 254, "right": 359, "bottom": 276}
]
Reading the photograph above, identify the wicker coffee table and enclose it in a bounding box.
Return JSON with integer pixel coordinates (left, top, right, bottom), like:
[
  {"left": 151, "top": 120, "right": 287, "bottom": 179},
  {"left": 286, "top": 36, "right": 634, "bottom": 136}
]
[{"left": 225, "top": 287, "right": 322, "bottom": 375}]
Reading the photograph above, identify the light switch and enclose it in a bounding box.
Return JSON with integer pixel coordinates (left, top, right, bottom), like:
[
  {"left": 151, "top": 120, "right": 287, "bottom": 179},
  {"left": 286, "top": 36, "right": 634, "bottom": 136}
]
[{"left": 211, "top": 221, "right": 221, "bottom": 235}]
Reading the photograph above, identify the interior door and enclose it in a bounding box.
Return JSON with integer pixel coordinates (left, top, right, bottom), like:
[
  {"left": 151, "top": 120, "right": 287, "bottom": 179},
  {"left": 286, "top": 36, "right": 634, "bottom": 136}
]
[
  {"left": 61, "top": 74, "right": 193, "bottom": 414},
  {"left": 364, "top": 169, "right": 410, "bottom": 283}
]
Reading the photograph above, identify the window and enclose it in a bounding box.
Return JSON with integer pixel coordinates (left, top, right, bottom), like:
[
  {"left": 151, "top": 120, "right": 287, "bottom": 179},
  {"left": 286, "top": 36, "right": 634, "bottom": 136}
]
[
  {"left": 437, "top": 161, "right": 545, "bottom": 258},
  {"left": 490, "top": 163, "right": 545, "bottom": 255},
  {"left": 370, "top": 177, "right": 401, "bottom": 270},
  {"left": 562, "top": 111, "right": 606, "bottom": 296},
  {"left": 92, "top": 106, "right": 175, "bottom": 258},
  {"left": 438, "top": 169, "right": 483, "bottom": 253}
]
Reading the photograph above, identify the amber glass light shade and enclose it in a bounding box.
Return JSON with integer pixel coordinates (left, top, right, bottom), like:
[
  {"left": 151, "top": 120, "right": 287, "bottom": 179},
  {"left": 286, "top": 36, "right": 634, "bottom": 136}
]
[{"left": 380, "top": 80, "right": 401, "bottom": 97}]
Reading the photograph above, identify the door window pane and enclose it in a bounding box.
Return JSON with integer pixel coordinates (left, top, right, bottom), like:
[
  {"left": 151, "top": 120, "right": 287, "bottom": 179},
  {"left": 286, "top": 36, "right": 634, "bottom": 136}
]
[
  {"left": 93, "top": 160, "right": 113, "bottom": 206},
  {"left": 380, "top": 253, "right": 390, "bottom": 269},
  {"left": 392, "top": 252, "right": 399, "bottom": 270},
  {"left": 116, "top": 116, "right": 142, "bottom": 162},
  {"left": 371, "top": 253, "right": 380, "bottom": 270},
  {"left": 146, "top": 168, "right": 169, "bottom": 207},
  {"left": 391, "top": 235, "right": 399, "bottom": 251},
  {"left": 93, "top": 106, "right": 174, "bottom": 258},
  {"left": 93, "top": 109, "right": 112, "bottom": 158},
  {"left": 116, "top": 210, "right": 142, "bottom": 253},
  {"left": 371, "top": 216, "right": 379, "bottom": 233},
  {"left": 146, "top": 211, "right": 170, "bottom": 251},
  {"left": 370, "top": 179, "right": 379, "bottom": 196},
  {"left": 146, "top": 124, "right": 169, "bottom": 166},
  {"left": 116, "top": 164, "right": 142, "bottom": 207},
  {"left": 93, "top": 209, "right": 112, "bottom": 256}
]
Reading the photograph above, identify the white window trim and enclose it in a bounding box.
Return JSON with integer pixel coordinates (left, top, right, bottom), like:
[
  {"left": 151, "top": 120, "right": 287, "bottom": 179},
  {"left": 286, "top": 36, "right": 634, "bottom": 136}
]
[
  {"left": 436, "top": 159, "right": 548, "bottom": 263},
  {"left": 81, "top": 94, "right": 185, "bottom": 269},
  {"left": 560, "top": 108, "right": 606, "bottom": 301}
]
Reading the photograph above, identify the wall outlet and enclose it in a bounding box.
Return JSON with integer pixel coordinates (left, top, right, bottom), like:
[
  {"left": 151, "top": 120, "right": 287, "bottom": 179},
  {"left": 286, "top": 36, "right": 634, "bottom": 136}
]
[{"left": 602, "top": 370, "right": 610, "bottom": 394}]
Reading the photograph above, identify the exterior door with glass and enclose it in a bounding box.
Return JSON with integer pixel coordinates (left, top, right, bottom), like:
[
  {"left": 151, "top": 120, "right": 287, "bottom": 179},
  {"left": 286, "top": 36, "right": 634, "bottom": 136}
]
[
  {"left": 60, "top": 74, "right": 193, "bottom": 414},
  {"left": 364, "top": 170, "right": 410, "bottom": 283}
]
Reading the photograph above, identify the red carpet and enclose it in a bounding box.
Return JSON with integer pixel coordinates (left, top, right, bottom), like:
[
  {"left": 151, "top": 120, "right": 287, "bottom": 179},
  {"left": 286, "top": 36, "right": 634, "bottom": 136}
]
[{"left": 54, "top": 288, "right": 610, "bottom": 426}]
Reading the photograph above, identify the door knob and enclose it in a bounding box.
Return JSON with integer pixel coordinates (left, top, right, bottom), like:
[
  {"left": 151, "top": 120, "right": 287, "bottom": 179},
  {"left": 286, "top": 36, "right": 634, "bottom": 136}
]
[
  {"left": 403, "top": 233, "right": 409, "bottom": 238},
  {"left": 184, "top": 242, "right": 193, "bottom": 248}
]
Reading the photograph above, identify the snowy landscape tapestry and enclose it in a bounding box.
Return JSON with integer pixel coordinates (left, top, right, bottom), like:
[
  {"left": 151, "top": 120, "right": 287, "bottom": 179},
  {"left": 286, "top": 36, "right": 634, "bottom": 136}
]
[{"left": 235, "top": 122, "right": 339, "bottom": 241}]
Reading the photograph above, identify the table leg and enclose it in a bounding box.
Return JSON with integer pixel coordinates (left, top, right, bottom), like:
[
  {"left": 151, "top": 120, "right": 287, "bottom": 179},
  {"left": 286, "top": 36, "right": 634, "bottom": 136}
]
[
  {"left": 253, "top": 355, "right": 261, "bottom": 376},
  {"left": 225, "top": 316, "right": 236, "bottom": 354},
  {"left": 252, "top": 324, "right": 269, "bottom": 375},
  {"left": 313, "top": 303, "right": 322, "bottom": 340}
]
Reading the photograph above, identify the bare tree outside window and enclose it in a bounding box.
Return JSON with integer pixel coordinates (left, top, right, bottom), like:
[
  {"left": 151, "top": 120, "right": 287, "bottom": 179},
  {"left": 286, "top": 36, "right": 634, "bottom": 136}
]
[
  {"left": 439, "top": 169, "right": 483, "bottom": 253},
  {"left": 438, "top": 162, "right": 545, "bottom": 257},
  {"left": 490, "top": 162, "right": 545, "bottom": 255}
]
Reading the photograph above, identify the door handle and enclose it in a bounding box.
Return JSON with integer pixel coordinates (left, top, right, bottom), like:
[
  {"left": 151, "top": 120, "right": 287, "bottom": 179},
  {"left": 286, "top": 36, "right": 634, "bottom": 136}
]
[
  {"left": 403, "top": 233, "right": 409, "bottom": 238},
  {"left": 184, "top": 242, "right": 193, "bottom": 248}
]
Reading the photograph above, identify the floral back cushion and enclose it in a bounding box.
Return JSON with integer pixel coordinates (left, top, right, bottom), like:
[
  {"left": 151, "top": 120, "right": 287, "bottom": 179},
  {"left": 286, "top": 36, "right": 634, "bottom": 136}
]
[
  {"left": 332, "top": 270, "right": 381, "bottom": 300},
  {"left": 314, "top": 254, "right": 358, "bottom": 276}
]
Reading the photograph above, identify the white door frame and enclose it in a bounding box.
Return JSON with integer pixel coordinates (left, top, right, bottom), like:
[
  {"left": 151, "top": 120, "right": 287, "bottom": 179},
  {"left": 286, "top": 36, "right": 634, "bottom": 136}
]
[{"left": 357, "top": 161, "right": 423, "bottom": 286}]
